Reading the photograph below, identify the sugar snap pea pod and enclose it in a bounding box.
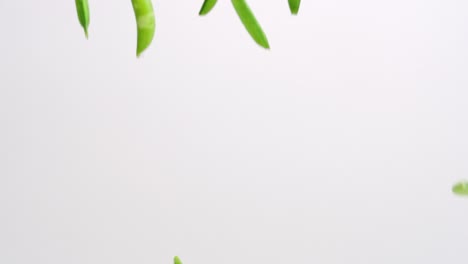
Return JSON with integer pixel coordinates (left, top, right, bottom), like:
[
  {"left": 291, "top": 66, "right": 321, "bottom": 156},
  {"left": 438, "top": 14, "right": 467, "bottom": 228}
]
[
  {"left": 288, "top": 0, "right": 301, "bottom": 15},
  {"left": 174, "top": 256, "right": 183, "bottom": 264},
  {"left": 75, "top": 0, "right": 90, "bottom": 38},
  {"left": 231, "top": 0, "right": 270, "bottom": 49},
  {"left": 131, "top": 0, "right": 156, "bottom": 57},
  {"left": 199, "top": 0, "right": 218, "bottom": 15},
  {"left": 453, "top": 181, "right": 468, "bottom": 196}
]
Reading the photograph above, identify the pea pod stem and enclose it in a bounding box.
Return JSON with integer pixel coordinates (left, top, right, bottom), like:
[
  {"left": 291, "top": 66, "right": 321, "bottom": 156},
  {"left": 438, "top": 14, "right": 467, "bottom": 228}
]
[
  {"left": 131, "top": 0, "right": 156, "bottom": 57},
  {"left": 199, "top": 0, "right": 218, "bottom": 16},
  {"left": 231, "top": 0, "right": 270, "bottom": 49},
  {"left": 75, "top": 0, "right": 90, "bottom": 38},
  {"left": 288, "top": 0, "right": 301, "bottom": 15}
]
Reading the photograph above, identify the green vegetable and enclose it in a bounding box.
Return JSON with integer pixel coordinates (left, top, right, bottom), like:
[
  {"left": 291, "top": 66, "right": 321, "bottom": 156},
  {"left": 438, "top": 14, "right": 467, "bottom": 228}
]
[
  {"left": 199, "top": 0, "right": 218, "bottom": 16},
  {"left": 288, "top": 0, "right": 301, "bottom": 15},
  {"left": 73, "top": 0, "right": 305, "bottom": 55},
  {"left": 131, "top": 0, "right": 156, "bottom": 57},
  {"left": 453, "top": 181, "right": 468, "bottom": 196},
  {"left": 231, "top": 0, "right": 270, "bottom": 49},
  {"left": 174, "top": 256, "right": 183, "bottom": 264},
  {"left": 75, "top": 0, "right": 90, "bottom": 38}
]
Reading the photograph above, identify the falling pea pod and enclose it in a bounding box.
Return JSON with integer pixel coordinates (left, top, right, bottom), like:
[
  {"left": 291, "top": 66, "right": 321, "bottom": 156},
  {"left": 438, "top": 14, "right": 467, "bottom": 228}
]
[
  {"left": 452, "top": 181, "right": 468, "bottom": 196},
  {"left": 199, "top": 0, "right": 218, "bottom": 16},
  {"left": 75, "top": 0, "right": 90, "bottom": 38},
  {"left": 131, "top": 0, "right": 156, "bottom": 57},
  {"left": 288, "top": 0, "right": 301, "bottom": 15},
  {"left": 231, "top": 0, "right": 270, "bottom": 49},
  {"left": 174, "top": 256, "right": 183, "bottom": 264}
]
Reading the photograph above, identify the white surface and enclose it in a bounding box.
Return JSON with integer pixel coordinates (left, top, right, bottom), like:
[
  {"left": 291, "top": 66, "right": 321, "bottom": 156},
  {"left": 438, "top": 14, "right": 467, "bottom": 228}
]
[{"left": 1, "top": 0, "right": 468, "bottom": 263}]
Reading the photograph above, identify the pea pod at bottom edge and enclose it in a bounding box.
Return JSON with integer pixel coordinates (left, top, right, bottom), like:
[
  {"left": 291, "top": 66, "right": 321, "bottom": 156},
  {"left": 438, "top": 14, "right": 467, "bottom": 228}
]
[
  {"left": 231, "top": 0, "right": 270, "bottom": 49},
  {"left": 131, "top": 0, "right": 156, "bottom": 57},
  {"left": 174, "top": 256, "right": 183, "bottom": 264}
]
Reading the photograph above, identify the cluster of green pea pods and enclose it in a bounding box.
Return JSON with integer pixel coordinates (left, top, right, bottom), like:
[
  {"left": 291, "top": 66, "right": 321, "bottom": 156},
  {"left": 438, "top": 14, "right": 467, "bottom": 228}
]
[
  {"left": 75, "top": 1, "right": 468, "bottom": 197},
  {"left": 75, "top": 0, "right": 301, "bottom": 57}
]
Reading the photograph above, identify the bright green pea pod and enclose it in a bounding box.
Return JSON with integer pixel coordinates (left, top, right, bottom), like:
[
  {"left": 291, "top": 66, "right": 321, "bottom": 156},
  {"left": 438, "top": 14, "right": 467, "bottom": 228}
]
[
  {"left": 75, "top": 0, "right": 90, "bottom": 38},
  {"left": 199, "top": 0, "right": 218, "bottom": 15},
  {"left": 452, "top": 181, "right": 468, "bottom": 196},
  {"left": 288, "top": 0, "right": 301, "bottom": 15},
  {"left": 231, "top": 0, "right": 270, "bottom": 49},
  {"left": 131, "top": 0, "right": 156, "bottom": 57},
  {"left": 174, "top": 256, "right": 183, "bottom": 264}
]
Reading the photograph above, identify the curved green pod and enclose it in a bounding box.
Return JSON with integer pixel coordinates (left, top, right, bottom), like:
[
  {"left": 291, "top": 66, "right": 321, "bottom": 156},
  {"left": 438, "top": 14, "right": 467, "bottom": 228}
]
[
  {"left": 231, "top": 0, "right": 270, "bottom": 49},
  {"left": 199, "top": 0, "right": 218, "bottom": 15},
  {"left": 288, "top": 0, "right": 301, "bottom": 15},
  {"left": 453, "top": 181, "right": 468, "bottom": 196},
  {"left": 174, "top": 256, "right": 183, "bottom": 264},
  {"left": 131, "top": 0, "right": 156, "bottom": 57},
  {"left": 75, "top": 0, "right": 90, "bottom": 38}
]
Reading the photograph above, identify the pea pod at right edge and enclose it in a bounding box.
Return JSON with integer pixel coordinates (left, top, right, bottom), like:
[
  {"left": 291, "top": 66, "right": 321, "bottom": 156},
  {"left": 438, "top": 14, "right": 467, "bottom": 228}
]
[
  {"left": 231, "top": 0, "right": 270, "bottom": 49},
  {"left": 288, "top": 0, "right": 301, "bottom": 15},
  {"left": 453, "top": 181, "right": 468, "bottom": 196},
  {"left": 131, "top": 0, "right": 156, "bottom": 57}
]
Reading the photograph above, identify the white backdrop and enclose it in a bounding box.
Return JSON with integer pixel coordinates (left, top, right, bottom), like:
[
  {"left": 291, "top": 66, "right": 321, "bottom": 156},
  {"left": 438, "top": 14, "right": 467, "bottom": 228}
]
[{"left": 1, "top": 1, "right": 468, "bottom": 263}]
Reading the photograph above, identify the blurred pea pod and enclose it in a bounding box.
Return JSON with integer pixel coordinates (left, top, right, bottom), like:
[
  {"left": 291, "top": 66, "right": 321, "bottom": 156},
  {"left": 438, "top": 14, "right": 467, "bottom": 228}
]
[
  {"left": 231, "top": 0, "right": 270, "bottom": 49},
  {"left": 199, "top": 0, "right": 218, "bottom": 16},
  {"left": 453, "top": 181, "right": 468, "bottom": 196},
  {"left": 288, "top": 0, "right": 301, "bottom": 15},
  {"left": 75, "top": 0, "right": 90, "bottom": 38},
  {"left": 131, "top": 0, "right": 156, "bottom": 57},
  {"left": 174, "top": 256, "right": 183, "bottom": 264}
]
